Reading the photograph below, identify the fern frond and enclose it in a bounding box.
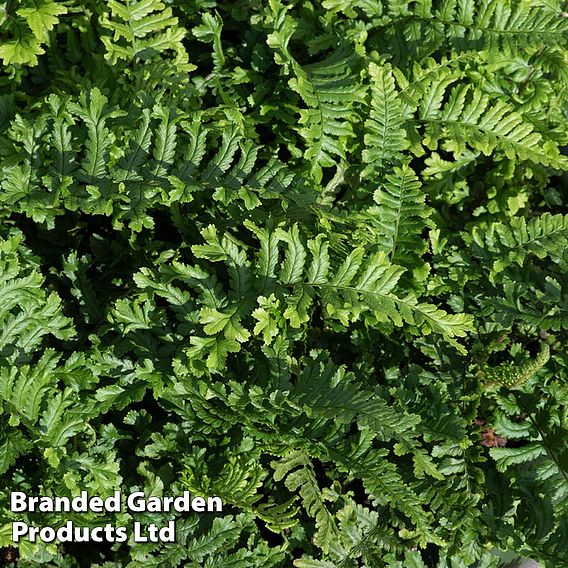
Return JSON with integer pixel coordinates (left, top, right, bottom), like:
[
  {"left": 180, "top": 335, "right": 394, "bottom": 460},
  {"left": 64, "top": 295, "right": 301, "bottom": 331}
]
[
  {"left": 480, "top": 343, "right": 550, "bottom": 389},
  {"left": 0, "top": 426, "right": 30, "bottom": 474},
  {"left": 188, "top": 224, "right": 473, "bottom": 354},
  {"left": 0, "top": 0, "right": 67, "bottom": 67},
  {"left": 268, "top": 17, "right": 366, "bottom": 182},
  {"left": 272, "top": 450, "right": 340, "bottom": 553},
  {"left": 352, "top": 453, "right": 440, "bottom": 546},
  {"left": 481, "top": 276, "right": 568, "bottom": 331},
  {"left": 0, "top": 351, "right": 59, "bottom": 426},
  {"left": 193, "top": 12, "right": 225, "bottom": 69},
  {"left": 101, "top": 0, "right": 190, "bottom": 68},
  {"left": 40, "top": 389, "right": 90, "bottom": 447},
  {"left": 443, "top": 0, "right": 568, "bottom": 44},
  {"left": 183, "top": 454, "right": 265, "bottom": 508},
  {"left": 46, "top": 94, "right": 76, "bottom": 196},
  {"left": 116, "top": 107, "right": 153, "bottom": 183},
  {"left": 292, "top": 46, "right": 365, "bottom": 181},
  {"left": 0, "top": 236, "right": 74, "bottom": 354},
  {"left": 291, "top": 355, "right": 420, "bottom": 438},
  {"left": 362, "top": 62, "right": 408, "bottom": 173},
  {"left": 2, "top": 95, "right": 308, "bottom": 230},
  {"left": 414, "top": 82, "right": 567, "bottom": 168},
  {"left": 254, "top": 498, "right": 300, "bottom": 533},
  {"left": 391, "top": 0, "right": 568, "bottom": 55},
  {"left": 166, "top": 122, "right": 306, "bottom": 214},
  {"left": 357, "top": 164, "right": 431, "bottom": 268},
  {"left": 184, "top": 516, "right": 244, "bottom": 564},
  {"left": 470, "top": 213, "right": 568, "bottom": 275},
  {"left": 68, "top": 88, "right": 117, "bottom": 191},
  {"left": 0, "top": 114, "right": 47, "bottom": 214}
]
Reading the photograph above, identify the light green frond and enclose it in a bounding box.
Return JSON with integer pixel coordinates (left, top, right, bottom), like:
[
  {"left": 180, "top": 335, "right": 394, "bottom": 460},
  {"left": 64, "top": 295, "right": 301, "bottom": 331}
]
[
  {"left": 101, "top": 0, "right": 191, "bottom": 68},
  {"left": 268, "top": 21, "right": 366, "bottom": 182},
  {"left": 0, "top": 350, "right": 59, "bottom": 425},
  {"left": 471, "top": 213, "right": 568, "bottom": 275},
  {"left": 0, "top": 236, "right": 74, "bottom": 354},
  {"left": 69, "top": 88, "right": 117, "bottom": 185},
  {"left": 390, "top": 0, "right": 568, "bottom": 54},
  {"left": 362, "top": 62, "right": 408, "bottom": 173},
  {"left": 0, "top": 0, "right": 67, "bottom": 67},
  {"left": 414, "top": 82, "right": 567, "bottom": 168},
  {"left": 183, "top": 454, "right": 265, "bottom": 508}
]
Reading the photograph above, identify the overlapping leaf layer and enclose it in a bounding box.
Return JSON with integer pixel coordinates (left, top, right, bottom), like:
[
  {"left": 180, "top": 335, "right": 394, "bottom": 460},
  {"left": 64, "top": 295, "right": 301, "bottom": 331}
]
[{"left": 0, "top": 1, "right": 567, "bottom": 566}]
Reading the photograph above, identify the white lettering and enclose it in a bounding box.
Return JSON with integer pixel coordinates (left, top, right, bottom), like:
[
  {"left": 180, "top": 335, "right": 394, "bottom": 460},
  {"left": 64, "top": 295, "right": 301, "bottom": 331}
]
[
  {"left": 28, "top": 525, "right": 40, "bottom": 542},
  {"left": 146, "top": 496, "right": 162, "bottom": 512},
  {"left": 173, "top": 492, "right": 189, "bottom": 512},
  {"left": 162, "top": 496, "right": 175, "bottom": 511},
  {"left": 12, "top": 522, "right": 28, "bottom": 542},
  {"left": 91, "top": 527, "right": 103, "bottom": 542},
  {"left": 160, "top": 521, "right": 176, "bottom": 542},
  {"left": 192, "top": 496, "right": 205, "bottom": 512},
  {"left": 10, "top": 492, "right": 28, "bottom": 512},
  {"left": 52, "top": 496, "right": 70, "bottom": 512},
  {"left": 89, "top": 496, "right": 103, "bottom": 513},
  {"left": 133, "top": 521, "right": 147, "bottom": 542},
  {"left": 39, "top": 527, "right": 56, "bottom": 543},
  {"left": 127, "top": 492, "right": 146, "bottom": 512},
  {"left": 207, "top": 496, "right": 223, "bottom": 512},
  {"left": 71, "top": 491, "right": 88, "bottom": 512},
  {"left": 39, "top": 497, "right": 55, "bottom": 512},
  {"left": 57, "top": 521, "right": 73, "bottom": 542},
  {"left": 115, "top": 526, "right": 128, "bottom": 542},
  {"left": 105, "top": 491, "right": 121, "bottom": 512}
]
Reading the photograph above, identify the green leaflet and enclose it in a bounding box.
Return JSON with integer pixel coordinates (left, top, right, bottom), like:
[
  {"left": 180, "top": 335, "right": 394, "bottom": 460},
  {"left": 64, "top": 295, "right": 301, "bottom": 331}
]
[
  {"left": 0, "top": 350, "right": 59, "bottom": 426},
  {"left": 0, "top": 97, "right": 305, "bottom": 229},
  {"left": 267, "top": 16, "right": 366, "bottom": 182},
  {"left": 272, "top": 450, "right": 341, "bottom": 553},
  {"left": 0, "top": 236, "right": 74, "bottom": 353}
]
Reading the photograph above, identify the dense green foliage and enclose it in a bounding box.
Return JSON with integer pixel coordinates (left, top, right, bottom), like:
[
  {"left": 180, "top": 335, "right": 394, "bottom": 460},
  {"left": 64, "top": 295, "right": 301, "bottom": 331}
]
[{"left": 1, "top": 0, "right": 568, "bottom": 566}]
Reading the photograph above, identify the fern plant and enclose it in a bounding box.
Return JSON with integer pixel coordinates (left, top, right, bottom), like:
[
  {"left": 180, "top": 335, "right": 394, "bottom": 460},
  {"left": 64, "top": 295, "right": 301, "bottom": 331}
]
[{"left": 0, "top": 0, "right": 567, "bottom": 567}]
